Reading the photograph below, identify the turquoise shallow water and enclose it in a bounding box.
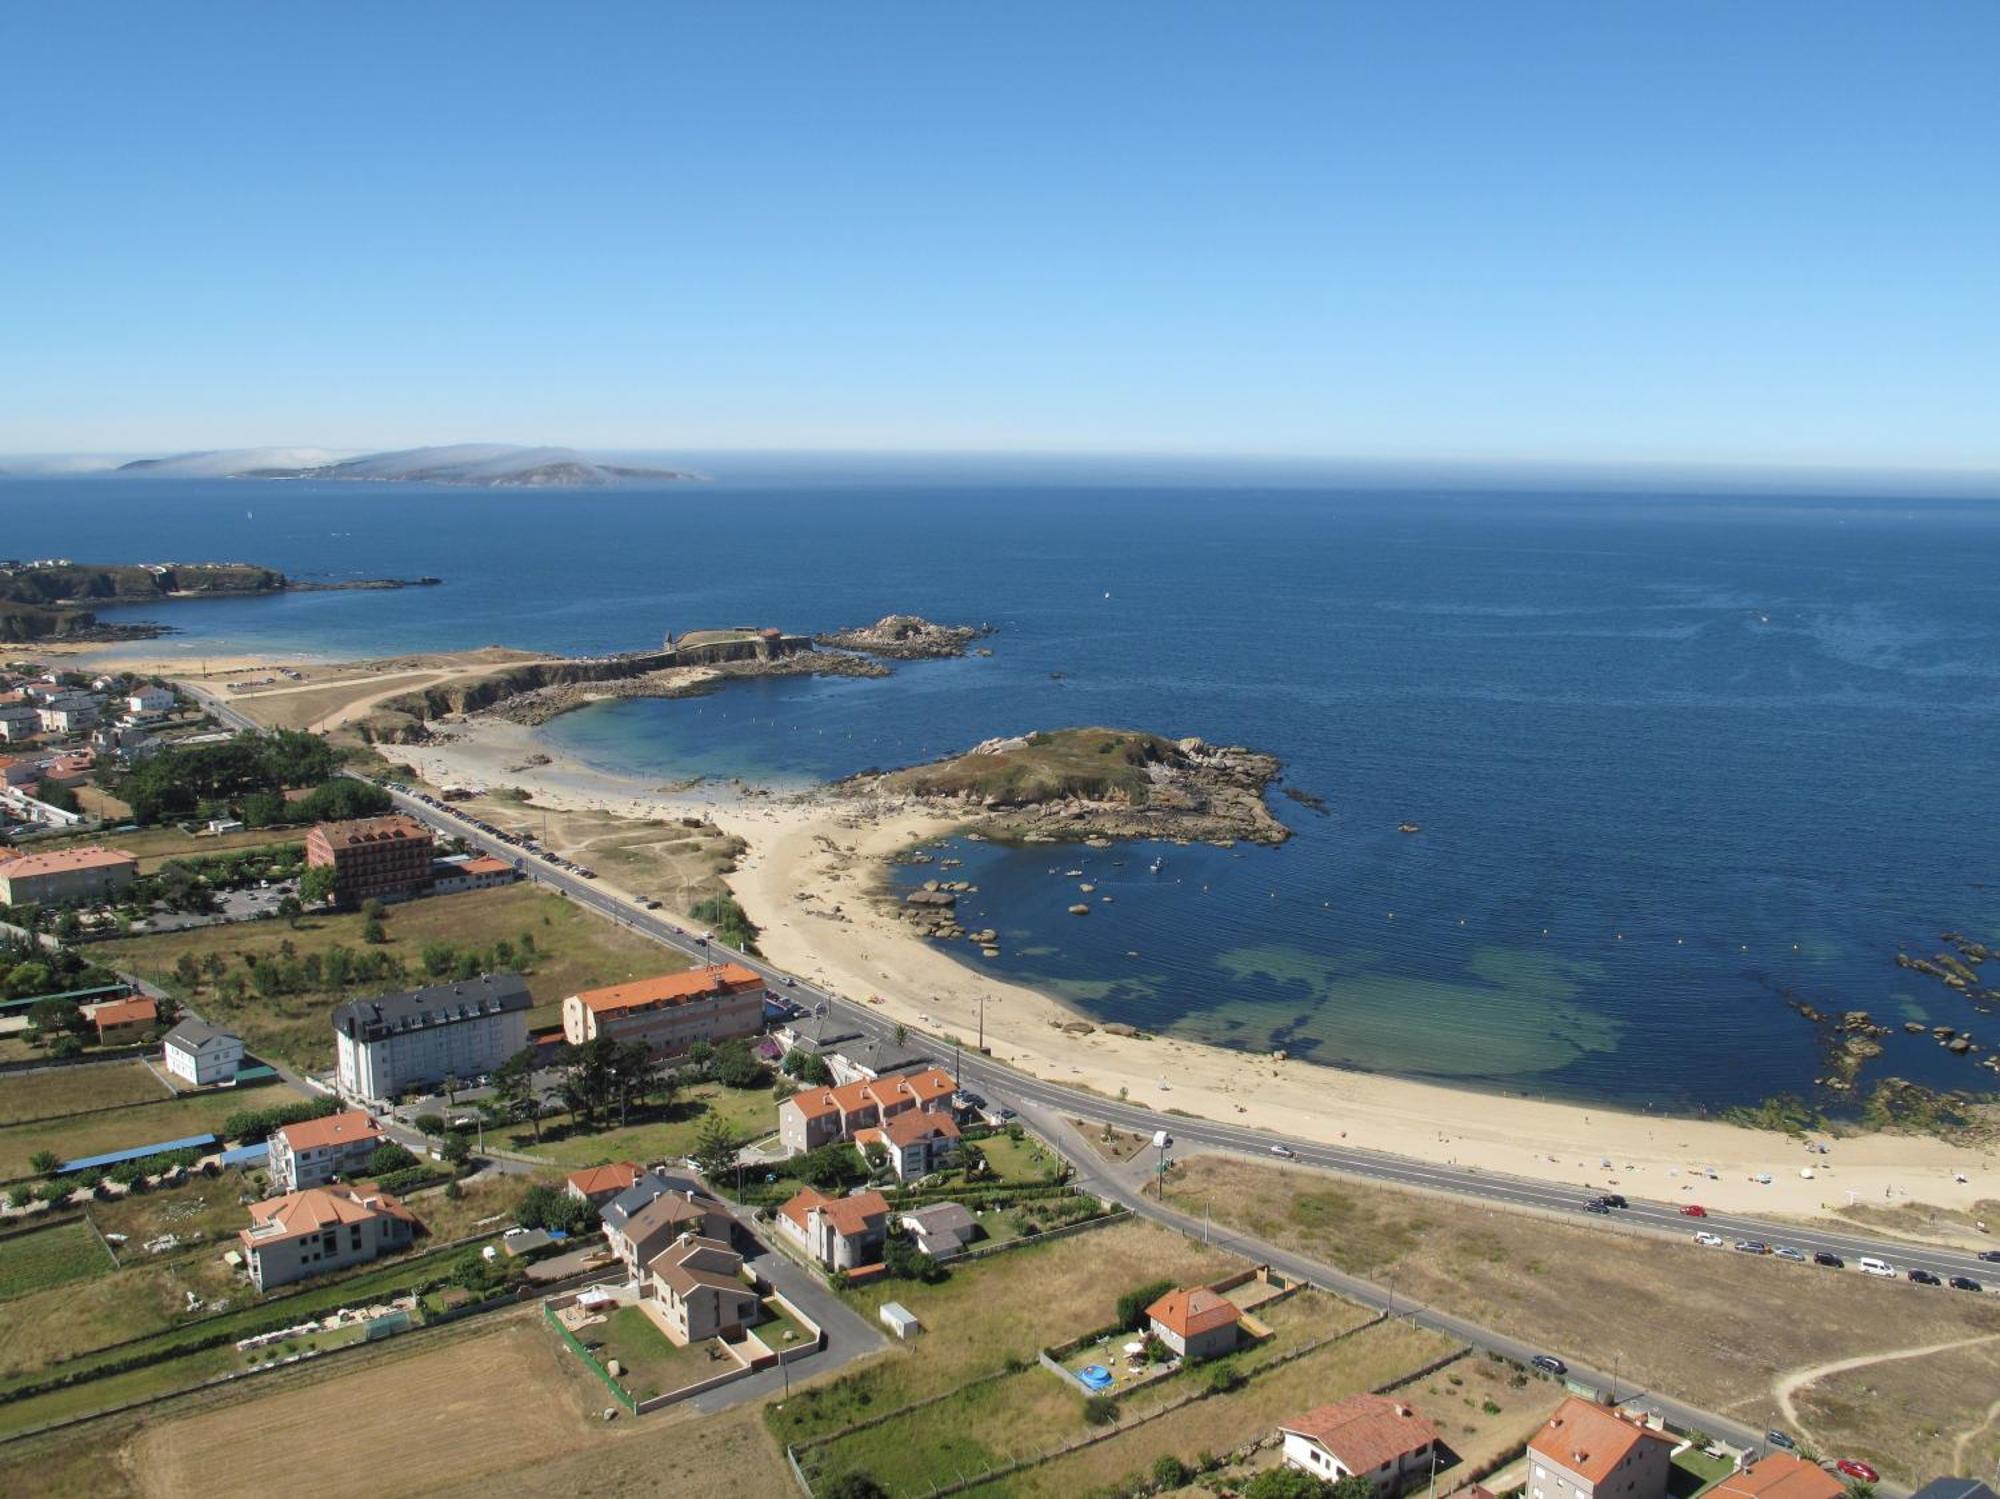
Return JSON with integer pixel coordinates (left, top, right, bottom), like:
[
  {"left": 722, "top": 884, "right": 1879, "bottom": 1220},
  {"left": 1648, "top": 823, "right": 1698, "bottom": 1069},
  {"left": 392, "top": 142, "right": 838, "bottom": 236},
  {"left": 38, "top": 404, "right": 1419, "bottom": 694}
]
[{"left": 8, "top": 476, "right": 2000, "bottom": 1112}]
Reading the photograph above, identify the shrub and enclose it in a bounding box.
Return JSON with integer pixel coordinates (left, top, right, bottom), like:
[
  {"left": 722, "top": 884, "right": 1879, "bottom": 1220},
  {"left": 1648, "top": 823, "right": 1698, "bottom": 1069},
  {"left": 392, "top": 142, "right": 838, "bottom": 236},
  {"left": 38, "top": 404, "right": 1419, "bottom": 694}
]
[
  {"left": 368, "top": 1142, "right": 420, "bottom": 1175},
  {"left": 1082, "top": 1393, "right": 1119, "bottom": 1426},
  {"left": 1153, "top": 1455, "right": 1190, "bottom": 1488},
  {"left": 1116, "top": 1278, "right": 1177, "bottom": 1331},
  {"left": 1205, "top": 1364, "right": 1243, "bottom": 1395}
]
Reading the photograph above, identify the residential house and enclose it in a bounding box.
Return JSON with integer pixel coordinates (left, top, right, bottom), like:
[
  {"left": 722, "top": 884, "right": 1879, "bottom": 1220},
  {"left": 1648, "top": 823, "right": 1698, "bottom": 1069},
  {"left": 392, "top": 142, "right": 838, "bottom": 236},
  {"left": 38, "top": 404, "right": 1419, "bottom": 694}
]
[
  {"left": 305, "top": 814, "right": 435, "bottom": 906},
  {"left": 163, "top": 1018, "right": 245, "bottom": 1086},
  {"left": 126, "top": 685, "right": 175, "bottom": 715},
  {"left": 0, "top": 703, "right": 41, "bottom": 741},
  {"left": 267, "top": 1109, "right": 384, "bottom": 1192},
  {"left": 1910, "top": 1483, "right": 2000, "bottom": 1499},
  {"left": 1279, "top": 1394, "right": 1441, "bottom": 1493},
  {"left": 1145, "top": 1285, "right": 1243, "bottom": 1360},
  {"left": 239, "top": 1185, "right": 416, "bottom": 1290},
  {"left": 1710, "top": 1455, "right": 1845, "bottom": 1499},
  {"left": 854, "top": 1105, "right": 960, "bottom": 1181},
  {"left": 92, "top": 995, "right": 158, "bottom": 1044},
  {"left": 331, "top": 972, "right": 532, "bottom": 1105},
  {"left": 564, "top": 1161, "right": 643, "bottom": 1209},
  {"left": 1527, "top": 1398, "right": 1674, "bottom": 1499},
  {"left": 646, "top": 1232, "right": 761, "bottom": 1344},
  {"left": 36, "top": 693, "right": 103, "bottom": 735},
  {"left": 823, "top": 1033, "right": 934, "bottom": 1084},
  {"left": 560, "top": 963, "right": 764, "bottom": 1058},
  {"left": 427, "top": 854, "right": 518, "bottom": 896},
  {"left": 900, "top": 1201, "right": 979, "bottom": 1258},
  {"left": 0, "top": 755, "right": 37, "bottom": 788},
  {"left": 0, "top": 845, "right": 137, "bottom": 905},
  {"left": 776, "top": 1066, "right": 957, "bottom": 1158},
  {"left": 775, "top": 1185, "right": 891, "bottom": 1272},
  {"left": 601, "top": 1171, "right": 735, "bottom": 1276}
]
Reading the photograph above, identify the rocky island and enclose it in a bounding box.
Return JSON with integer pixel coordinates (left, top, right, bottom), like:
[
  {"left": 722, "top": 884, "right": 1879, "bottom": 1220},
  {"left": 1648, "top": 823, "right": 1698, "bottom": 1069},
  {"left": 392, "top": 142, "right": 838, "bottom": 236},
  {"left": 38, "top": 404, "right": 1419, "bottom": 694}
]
[
  {"left": 845, "top": 727, "right": 1289, "bottom": 846},
  {"left": 814, "top": 614, "right": 995, "bottom": 658}
]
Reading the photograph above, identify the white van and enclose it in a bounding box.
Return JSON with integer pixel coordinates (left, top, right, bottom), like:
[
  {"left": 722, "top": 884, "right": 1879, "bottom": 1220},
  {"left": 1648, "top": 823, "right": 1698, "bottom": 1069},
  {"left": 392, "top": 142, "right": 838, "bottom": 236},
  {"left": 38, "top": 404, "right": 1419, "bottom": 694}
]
[{"left": 1858, "top": 1257, "right": 1896, "bottom": 1278}]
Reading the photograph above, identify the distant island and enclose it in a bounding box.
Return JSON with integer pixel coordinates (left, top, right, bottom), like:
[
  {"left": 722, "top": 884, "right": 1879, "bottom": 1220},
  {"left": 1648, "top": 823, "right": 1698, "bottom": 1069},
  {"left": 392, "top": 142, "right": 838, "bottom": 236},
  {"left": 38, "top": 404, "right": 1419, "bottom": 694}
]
[
  {"left": 0, "top": 560, "right": 438, "bottom": 642},
  {"left": 112, "top": 443, "right": 697, "bottom": 488}
]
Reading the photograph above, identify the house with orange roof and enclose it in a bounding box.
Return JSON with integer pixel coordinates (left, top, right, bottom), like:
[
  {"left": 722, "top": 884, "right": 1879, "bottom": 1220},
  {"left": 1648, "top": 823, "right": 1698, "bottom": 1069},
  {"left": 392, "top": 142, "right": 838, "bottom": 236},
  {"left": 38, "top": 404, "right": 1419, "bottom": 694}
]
[
  {"left": 854, "top": 1105, "right": 961, "bottom": 1181},
  {"left": 0, "top": 844, "right": 136, "bottom": 905},
  {"left": 775, "top": 1185, "right": 891, "bottom": 1272},
  {"left": 776, "top": 1066, "right": 958, "bottom": 1157},
  {"left": 239, "top": 1184, "right": 417, "bottom": 1290},
  {"left": 1709, "top": 1454, "right": 1845, "bottom": 1499},
  {"left": 1527, "top": 1397, "right": 1674, "bottom": 1499},
  {"left": 267, "top": 1109, "right": 384, "bottom": 1192},
  {"left": 429, "top": 853, "right": 519, "bottom": 896},
  {"left": 1145, "top": 1284, "right": 1243, "bottom": 1360},
  {"left": 91, "top": 994, "right": 158, "bottom": 1044},
  {"left": 1278, "top": 1393, "right": 1441, "bottom": 1493},
  {"left": 561, "top": 963, "right": 764, "bottom": 1058},
  {"left": 565, "top": 1161, "right": 643, "bottom": 1208}
]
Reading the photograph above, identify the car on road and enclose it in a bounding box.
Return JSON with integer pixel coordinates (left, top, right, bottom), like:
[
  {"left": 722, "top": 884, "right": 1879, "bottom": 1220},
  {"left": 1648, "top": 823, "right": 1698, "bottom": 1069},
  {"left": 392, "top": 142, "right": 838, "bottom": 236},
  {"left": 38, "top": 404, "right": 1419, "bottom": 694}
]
[
  {"left": 1269, "top": 1144, "right": 1297, "bottom": 1159},
  {"left": 997, "top": 1107, "right": 1017, "bottom": 1122},
  {"left": 1733, "top": 1240, "right": 1769, "bottom": 1255},
  {"left": 1980, "top": 1250, "right": 2000, "bottom": 1263},
  {"left": 1693, "top": 1232, "right": 1725, "bottom": 1247},
  {"left": 1765, "top": 1431, "right": 1797, "bottom": 1452},
  {"left": 1530, "top": 1355, "right": 1567, "bottom": 1376},
  {"left": 1812, "top": 1251, "right": 1844, "bottom": 1269},
  {"left": 640, "top": 898, "right": 661, "bottom": 909},
  {"left": 1772, "top": 1245, "right": 1807, "bottom": 1262},
  {"left": 1600, "top": 1194, "right": 1627, "bottom": 1209},
  {"left": 1679, "top": 1205, "right": 1708, "bottom": 1217},
  {"left": 783, "top": 975, "right": 797, "bottom": 986},
  {"left": 1948, "top": 1275, "right": 1984, "bottom": 1293},
  {"left": 1583, "top": 1201, "right": 1611, "bottom": 1215},
  {"left": 1835, "top": 1461, "right": 1879, "bottom": 1484},
  {"left": 1908, "top": 1268, "right": 1943, "bottom": 1286},
  {"left": 1858, "top": 1257, "right": 1896, "bottom": 1278}
]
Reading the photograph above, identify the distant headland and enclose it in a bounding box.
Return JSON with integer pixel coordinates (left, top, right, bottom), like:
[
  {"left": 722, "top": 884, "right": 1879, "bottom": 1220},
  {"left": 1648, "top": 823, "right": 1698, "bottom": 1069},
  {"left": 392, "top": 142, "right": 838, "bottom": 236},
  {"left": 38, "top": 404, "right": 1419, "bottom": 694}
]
[
  {"left": 0, "top": 560, "right": 438, "bottom": 642},
  {"left": 107, "top": 443, "right": 696, "bottom": 488}
]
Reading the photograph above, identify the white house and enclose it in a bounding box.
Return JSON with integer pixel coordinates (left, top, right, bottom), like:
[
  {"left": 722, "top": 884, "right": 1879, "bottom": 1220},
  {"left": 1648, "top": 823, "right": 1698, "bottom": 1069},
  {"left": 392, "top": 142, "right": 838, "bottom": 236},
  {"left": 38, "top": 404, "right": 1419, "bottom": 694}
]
[
  {"left": 163, "top": 1018, "right": 245, "bottom": 1087},
  {"left": 1279, "top": 1395, "right": 1441, "bottom": 1494},
  {"left": 126, "top": 686, "right": 175, "bottom": 715}
]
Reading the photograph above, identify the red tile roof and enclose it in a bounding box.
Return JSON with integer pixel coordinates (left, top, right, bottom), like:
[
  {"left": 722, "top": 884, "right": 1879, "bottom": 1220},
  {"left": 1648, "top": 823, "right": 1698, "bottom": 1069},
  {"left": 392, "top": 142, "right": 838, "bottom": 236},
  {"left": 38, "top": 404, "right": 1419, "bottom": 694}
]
[
  {"left": 1711, "top": 1455, "right": 1846, "bottom": 1499},
  {"left": 1280, "top": 1394, "right": 1439, "bottom": 1473},
  {"left": 1146, "top": 1286, "right": 1242, "bottom": 1340},
  {"left": 460, "top": 855, "right": 512, "bottom": 876},
  {"left": 1529, "top": 1398, "right": 1674, "bottom": 1485},
  {"left": 311, "top": 814, "right": 429, "bottom": 848},
  {"left": 881, "top": 1109, "right": 959, "bottom": 1147},
  {"left": 92, "top": 996, "right": 157, "bottom": 1029},
  {"left": 240, "top": 1185, "right": 414, "bottom": 1247},
  {"left": 571, "top": 963, "right": 762, "bottom": 1015},
  {"left": 0, "top": 845, "right": 136, "bottom": 879},
  {"left": 275, "top": 1109, "right": 381, "bottom": 1153},
  {"left": 565, "top": 1162, "right": 642, "bottom": 1197},
  {"left": 778, "top": 1185, "right": 889, "bottom": 1238}
]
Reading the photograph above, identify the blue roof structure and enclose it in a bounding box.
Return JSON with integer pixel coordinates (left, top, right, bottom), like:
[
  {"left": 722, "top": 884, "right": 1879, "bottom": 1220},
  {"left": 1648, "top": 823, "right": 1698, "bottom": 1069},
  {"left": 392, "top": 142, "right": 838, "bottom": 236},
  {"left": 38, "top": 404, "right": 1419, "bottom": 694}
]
[
  {"left": 216, "top": 1142, "right": 270, "bottom": 1167},
  {"left": 61, "top": 1132, "right": 217, "bottom": 1174}
]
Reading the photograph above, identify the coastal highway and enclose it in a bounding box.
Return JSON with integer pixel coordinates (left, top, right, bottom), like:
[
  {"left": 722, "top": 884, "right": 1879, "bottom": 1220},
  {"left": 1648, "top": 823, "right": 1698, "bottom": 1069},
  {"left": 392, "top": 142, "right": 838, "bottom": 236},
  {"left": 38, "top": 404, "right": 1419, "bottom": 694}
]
[{"left": 184, "top": 678, "right": 2000, "bottom": 1286}]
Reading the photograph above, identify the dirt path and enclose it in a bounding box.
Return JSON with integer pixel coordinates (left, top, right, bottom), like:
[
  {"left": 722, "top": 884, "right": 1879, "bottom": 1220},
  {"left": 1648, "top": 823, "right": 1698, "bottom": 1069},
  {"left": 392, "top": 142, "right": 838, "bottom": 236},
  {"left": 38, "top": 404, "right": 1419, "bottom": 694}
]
[
  {"left": 1953, "top": 1394, "right": 2000, "bottom": 1475},
  {"left": 1774, "top": 1332, "right": 2000, "bottom": 1435}
]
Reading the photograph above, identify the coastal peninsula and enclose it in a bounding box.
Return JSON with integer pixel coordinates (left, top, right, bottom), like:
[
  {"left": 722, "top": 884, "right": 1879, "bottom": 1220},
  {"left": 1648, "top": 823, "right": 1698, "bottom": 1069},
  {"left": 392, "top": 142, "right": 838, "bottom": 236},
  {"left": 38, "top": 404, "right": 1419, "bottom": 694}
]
[
  {"left": 815, "top": 613, "right": 995, "bottom": 658},
  {"left": 843, "top": 726, "right": 1290, "bottom": 846},
  {"left": 0, "top": 560, "right": 438, "bottom": 643}
]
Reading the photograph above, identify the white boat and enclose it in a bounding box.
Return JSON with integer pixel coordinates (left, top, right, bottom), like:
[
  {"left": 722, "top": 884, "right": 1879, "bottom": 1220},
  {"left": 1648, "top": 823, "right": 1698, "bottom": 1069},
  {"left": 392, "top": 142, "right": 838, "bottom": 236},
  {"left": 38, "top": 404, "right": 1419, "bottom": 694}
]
[{"left": 1149, "top": 856, "right": 1164, "bottom": 874}]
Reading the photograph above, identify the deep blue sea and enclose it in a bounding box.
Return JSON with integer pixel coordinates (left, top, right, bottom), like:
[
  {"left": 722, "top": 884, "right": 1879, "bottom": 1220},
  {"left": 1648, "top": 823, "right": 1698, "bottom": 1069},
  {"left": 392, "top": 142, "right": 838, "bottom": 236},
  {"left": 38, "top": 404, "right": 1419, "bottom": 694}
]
[{"left": 7, "top": 475, "right": 1999, "bottom": 1114}]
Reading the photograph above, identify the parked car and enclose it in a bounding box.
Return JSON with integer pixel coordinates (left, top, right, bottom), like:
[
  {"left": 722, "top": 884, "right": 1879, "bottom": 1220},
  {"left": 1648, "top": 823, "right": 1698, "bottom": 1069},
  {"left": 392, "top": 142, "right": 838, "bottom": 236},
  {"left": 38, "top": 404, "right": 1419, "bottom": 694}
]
[
  {"left": 1948, "top": 1276, "right": 1984, "bottom": 1293},
  {"left": 1734, "top": 1240, "right": 1769, "bottom": 1255},
  {"left": 1908, "top": 1268, "right": 1943, "bottom": 1286},
  {"left": 1858, "top": 1257, "right": 1896, "bottom": 1278},
  {"left": 1693, "top": 1232, "right": 1725, "bottom": 1247},
  {"left": 1269, "top": 1144, "right": 1297, "bottom": 1159},
  {"left": 1530, "top": 1355, "right": 1567, "bottom": 1376},
  {"left": 1679, "top": 1205, "right": 1708, "bottom": 1217},
  {"left": 1835, "top": 1461, "right": 1879, "bottom": 1483},
  {"left": 1773, "top": 1246, "right": 1807, "bottom": 1262},
  {"left": 1600, "top": 1194, "right": 1628, "bottom": 1209},
  {"left": 1812, "top": 1251, "right": 1844, "bottom": 1269},
  {"left": 1766, "top": 1431, "right": 1797, "bottom": 1452}
]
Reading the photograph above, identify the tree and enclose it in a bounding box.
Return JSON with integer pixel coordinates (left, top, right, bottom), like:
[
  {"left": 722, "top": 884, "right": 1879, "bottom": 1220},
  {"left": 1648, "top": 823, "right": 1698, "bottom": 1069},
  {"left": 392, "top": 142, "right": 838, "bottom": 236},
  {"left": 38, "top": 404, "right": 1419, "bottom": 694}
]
[
  {"left": 1082, "top": 1394, "right": 1118, "bottom": 1426},
  {"left": 495, "top": 1044, "right": 545, "bottom": 1142},
  {"left": 713, "top": 1037, "right": 766, "bottom": 1089},
  {"left": 202, "top": 951, "right": 227, "bottom": 981},
  {"left": 1117, "top": 1279, "right": 1177, "bottom": 1331},
  {"left": 690, "top": 1114, "right": 740, "bottom": 1181},
  {"left": 883, "top": 1232, "right": 943, "bottom": 1283},
  {"left": 414, "top": 1113, "right": 446, "bottom": 1137},
  {"left": 173, "top": 952, "right": 201, "bottom": 988},
  {"left": 782, "top": 1047, "right": 831, "bottom": 1085},
  {"left": 276, "top": 894, "right": 303, "bottom": 925},
  {"left": 440, "top": 1133, "right": 472, "bottom": 1167},
  {"left": 299, "top": 865, "right": 337, "bottom": 906},
  {"left": 1152, "top": 1456, "right": 1190, "bottom": 1489},
  {"left": 818, "top": 1476, "right": 888, "bottom": 1499},
  {"left": 608, "top": 1042, "right": 658, "bottom": 1125},
  {"left": 793, "top": 1142, "right": 865, "bottom": 1190},
  {"left": 368, "top": 1142, "right": 419, "bottom": 1175},
  {"left": 29, "top": 1149, "right": 61, "bottom": 1178},
  {"left": 362, "top": 917, "right": 387, "bottom": 944},
  {"left": 442, "top": 1072, "right": 461, "bottom": 1105},
  {"left": 28, "top": 996, "right": 83, "bottom": 1038},
  {"left": 1242, "top": 1470, "right": 1339, "bottom": 1499}
]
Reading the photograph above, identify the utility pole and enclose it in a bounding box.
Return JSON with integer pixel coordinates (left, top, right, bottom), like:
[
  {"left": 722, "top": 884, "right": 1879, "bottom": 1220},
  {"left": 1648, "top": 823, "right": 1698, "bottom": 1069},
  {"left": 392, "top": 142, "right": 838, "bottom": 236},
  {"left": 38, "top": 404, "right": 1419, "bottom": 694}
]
[
  {"left": 978, "top": 993, "right": 985, "bottom": 1052},
  {"left": 1153, "top": 1131, "right": 1172, "bottom": 1201}
]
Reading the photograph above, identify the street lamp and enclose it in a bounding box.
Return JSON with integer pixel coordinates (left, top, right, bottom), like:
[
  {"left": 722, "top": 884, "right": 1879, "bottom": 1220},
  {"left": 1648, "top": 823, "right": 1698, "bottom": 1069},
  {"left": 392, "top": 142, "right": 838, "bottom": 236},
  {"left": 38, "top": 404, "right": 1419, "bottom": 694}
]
[{"left": 1153, "top": 1130, "right": 1172, "bottom": 1201}]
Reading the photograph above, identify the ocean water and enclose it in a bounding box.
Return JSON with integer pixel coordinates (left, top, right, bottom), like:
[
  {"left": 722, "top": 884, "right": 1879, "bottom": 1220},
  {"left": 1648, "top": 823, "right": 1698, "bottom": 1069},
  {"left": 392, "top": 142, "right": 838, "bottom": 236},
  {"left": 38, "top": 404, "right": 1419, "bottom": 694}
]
[{"left": 7, "top": 476, "right": 2000, "bottom": 1113}]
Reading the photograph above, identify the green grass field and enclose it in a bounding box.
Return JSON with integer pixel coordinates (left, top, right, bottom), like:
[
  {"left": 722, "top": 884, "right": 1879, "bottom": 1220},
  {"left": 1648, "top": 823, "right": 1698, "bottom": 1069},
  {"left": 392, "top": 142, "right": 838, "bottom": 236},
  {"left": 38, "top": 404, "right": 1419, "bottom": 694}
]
[
  {"left": 586, "top": 1304, "right": 722, "bottom": 1402},
  {"left": 96, "top": 883, "right": 689, "bottom": 1069},
  {"left": 0, "top": 1061, "right": 174, "bottom": 1126},
  {"left": 0, "top": 1220, "right": 113, "bottom": 1302},
  {"left": 0, "top": 1079, "right": 294, "bottom": 1180},
  {"left": 500, "top": 1080, "right": 776, "bottom": 1168}
]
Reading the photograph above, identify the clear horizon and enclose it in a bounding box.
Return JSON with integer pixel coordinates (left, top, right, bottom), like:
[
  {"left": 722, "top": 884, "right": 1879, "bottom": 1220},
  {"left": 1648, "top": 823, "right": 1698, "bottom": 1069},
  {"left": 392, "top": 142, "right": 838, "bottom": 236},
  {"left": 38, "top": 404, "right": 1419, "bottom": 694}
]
[{"left": 5, "top": 3, "right": 1998, "bottom": 468}]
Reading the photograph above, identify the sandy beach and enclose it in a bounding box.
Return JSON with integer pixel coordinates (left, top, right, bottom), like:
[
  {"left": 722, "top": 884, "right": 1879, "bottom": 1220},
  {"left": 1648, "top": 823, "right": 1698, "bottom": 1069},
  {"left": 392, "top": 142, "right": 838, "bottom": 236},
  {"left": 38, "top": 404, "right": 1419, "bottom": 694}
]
[{"left": 373, "top": 709, "right": 2000, "bottom": 1231}]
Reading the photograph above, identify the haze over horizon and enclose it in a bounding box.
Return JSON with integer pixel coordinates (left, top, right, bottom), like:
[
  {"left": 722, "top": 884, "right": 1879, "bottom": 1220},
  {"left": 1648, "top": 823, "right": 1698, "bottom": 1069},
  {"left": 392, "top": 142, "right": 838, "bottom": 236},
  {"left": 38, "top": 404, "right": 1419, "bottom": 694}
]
[{"left": 4, "top": 3, "right": 1997, "bottom": 472}]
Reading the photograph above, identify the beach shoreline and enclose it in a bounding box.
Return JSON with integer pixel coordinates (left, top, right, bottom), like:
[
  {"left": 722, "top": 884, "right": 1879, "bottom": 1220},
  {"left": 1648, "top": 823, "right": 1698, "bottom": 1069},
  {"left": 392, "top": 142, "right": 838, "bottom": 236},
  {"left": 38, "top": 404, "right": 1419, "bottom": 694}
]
[{"left": 347, "top": 704, "right": 2000, "bottom": 1232}]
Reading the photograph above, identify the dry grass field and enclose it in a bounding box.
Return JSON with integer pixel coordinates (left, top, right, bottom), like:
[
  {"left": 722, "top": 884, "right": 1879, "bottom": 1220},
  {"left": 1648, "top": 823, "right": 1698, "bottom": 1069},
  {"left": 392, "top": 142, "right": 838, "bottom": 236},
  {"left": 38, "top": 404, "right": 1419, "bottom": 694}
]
[
  {"left": 0, "top": 1082, "right": 292, "bottom": 1180},
  {"left": 460, "top": 795, "right": 746, "bottom": 914},
  {"left": 0, "top": 1061, "right": 173, "bottom": 1125},
  {"left": 96, "top": 883, "right": 686, "bottom": 1067},
  {"left": 1791, "top": 1333, "right": 2000, "bottom": 1482},
  {"left": 1166, "top": 1154, "right": 2000, "bottom": 1485}
]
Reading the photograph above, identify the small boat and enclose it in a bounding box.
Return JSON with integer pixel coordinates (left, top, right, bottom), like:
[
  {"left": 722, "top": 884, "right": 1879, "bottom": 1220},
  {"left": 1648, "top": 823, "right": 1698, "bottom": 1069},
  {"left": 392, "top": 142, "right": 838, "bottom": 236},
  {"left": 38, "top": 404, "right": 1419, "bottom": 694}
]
[
  {"left": 1397, "top": 822, "right": 1422, "bottom": 835},
  {"left": 1149, "top": 856, "right": 1164, "bottom": 874}
]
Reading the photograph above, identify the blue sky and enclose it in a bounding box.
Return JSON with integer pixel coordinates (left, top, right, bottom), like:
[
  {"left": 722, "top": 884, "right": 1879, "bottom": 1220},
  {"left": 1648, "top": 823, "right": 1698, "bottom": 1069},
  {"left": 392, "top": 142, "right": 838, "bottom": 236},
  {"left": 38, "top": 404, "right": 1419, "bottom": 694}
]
[{"left": 4, "top": 2, "right": 1997, "bottom": 469}]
